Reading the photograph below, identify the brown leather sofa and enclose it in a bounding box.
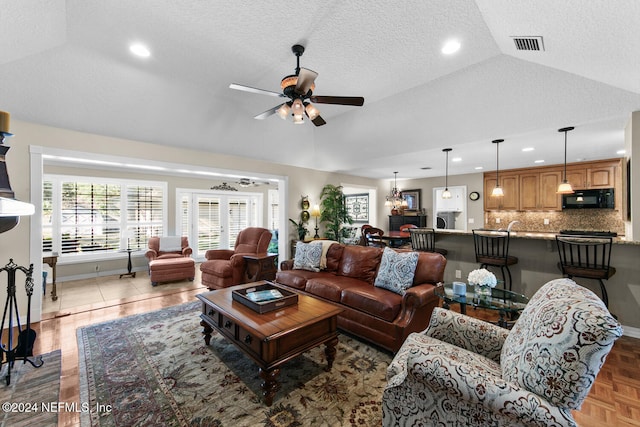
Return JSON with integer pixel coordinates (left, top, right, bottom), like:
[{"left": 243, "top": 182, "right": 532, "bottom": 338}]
[{"left": 275, "top": 243, "right": 446, "bottom": 352}]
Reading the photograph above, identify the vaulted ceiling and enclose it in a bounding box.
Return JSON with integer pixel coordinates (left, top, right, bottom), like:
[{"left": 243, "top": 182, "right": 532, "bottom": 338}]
[{"left": 2, "top": 0, "right": 639, "bottom": 180}]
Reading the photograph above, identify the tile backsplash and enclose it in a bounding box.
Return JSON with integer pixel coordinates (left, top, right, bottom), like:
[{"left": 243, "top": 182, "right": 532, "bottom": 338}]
[{"left": 484, "top": 210, "right": 624, "bottom": 235}]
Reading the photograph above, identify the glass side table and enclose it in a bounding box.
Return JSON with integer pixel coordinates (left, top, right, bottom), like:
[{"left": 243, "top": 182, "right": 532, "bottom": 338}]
[{"left": 434, "top": 282, "right": 529, "bottom": 328}]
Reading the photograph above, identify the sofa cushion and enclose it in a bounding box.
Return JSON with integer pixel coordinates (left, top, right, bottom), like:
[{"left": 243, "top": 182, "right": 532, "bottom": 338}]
[
  {"left": 305, "top": 276, "right": 367, "bottom": 302},
  {"left": 325, "top": 243, "right": 344, "bottom": 272},
  {"left": 337, "top": 245, "right": 383, "bottom": 284},
  {"left": 293, "top": 242, "right": 323, "bottom": 272},
  {"left": 341, "top": 284, "right": 402, "bottom": 322},
  {"left": 275, "top": 270, "right": 336, "bottom": 290},
  {"left": 199, "top": 259, "right": 232, "bottom": 278},
  {"left": 374, "top": 248, "right": 419, "bottom": 295},
  {"left": 501, "top": 278, "right": 622, "bottom": 410},
  {"left": 159, "top": 236, "right": 182, "bottom": 252}
]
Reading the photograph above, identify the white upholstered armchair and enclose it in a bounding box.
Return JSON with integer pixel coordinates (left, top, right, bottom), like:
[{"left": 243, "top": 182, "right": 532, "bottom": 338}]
[{"left": 382, "top": 278, "right": 622, "bottom": 427}]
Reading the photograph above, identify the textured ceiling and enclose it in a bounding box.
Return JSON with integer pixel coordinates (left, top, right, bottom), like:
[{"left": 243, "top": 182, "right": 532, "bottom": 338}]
[{"left": 1, "top": 0, "right": 639, "bottom": 180}]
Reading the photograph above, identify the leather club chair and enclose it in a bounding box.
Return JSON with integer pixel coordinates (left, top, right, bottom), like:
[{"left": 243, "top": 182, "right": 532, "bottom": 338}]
[
  {"left": 145, "top": 236, "right": 195, "bottom": 286},
  {"left": 200, "top": 227, "right": 272, "bottom": 290}
]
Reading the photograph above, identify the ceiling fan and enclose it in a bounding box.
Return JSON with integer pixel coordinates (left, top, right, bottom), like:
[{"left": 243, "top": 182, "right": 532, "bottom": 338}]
[
  {"left": 236, "top": 178, "right": 270, "bottom": 187},
  {"left": 229, "top": 44, "right": 364, "bottom": 126}
]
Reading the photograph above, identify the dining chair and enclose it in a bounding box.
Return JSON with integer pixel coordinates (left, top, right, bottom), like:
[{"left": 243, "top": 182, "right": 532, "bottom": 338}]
[
  {"left": 472, "top": 229, "right": 518, "bottom": 291},
  {"left": 364, "top": 227, "right": 386, "bottom": 248},
  {"left": 555, "top": 235, "right": 616, "bottom": 308},
  {"left": 359, "top": 224, "right": 373, "bottom": 246},
  {"left": 409, "top": 228, "right": 447, "bottom": 256}
]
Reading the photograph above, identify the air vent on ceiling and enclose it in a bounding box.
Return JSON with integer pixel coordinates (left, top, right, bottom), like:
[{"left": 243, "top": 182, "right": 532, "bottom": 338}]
[
  {"left": 511, "top": 36, "right": 545, "bottom": 51},
  {"left": 420, "top": 166, "right": 432, "bottom": 170}
]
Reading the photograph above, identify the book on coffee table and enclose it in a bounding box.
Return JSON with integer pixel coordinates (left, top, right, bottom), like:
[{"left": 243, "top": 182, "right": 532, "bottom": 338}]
[{"left": 246, "top": 289, "right": 283, "bottom": 302}]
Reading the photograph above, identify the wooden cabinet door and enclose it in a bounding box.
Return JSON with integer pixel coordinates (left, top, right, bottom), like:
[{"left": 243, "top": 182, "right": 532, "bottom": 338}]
[
  {"left": 484, "top": 176, "right": 500, "bottom": 210},
  {"left": 565, "top": 168, "right": 586, "bottom": 189},
  {"left": 500, "top": 175, "right": 519, "bottom": 210},
  {"left": 519, "top": 173, "right": 539, "bottom": 210},
  {"left": 587, "top": 166, "right": 615, "bottom": 188},
  {"left": 539, "top": 170, "right": 562, "bottom": 210}
]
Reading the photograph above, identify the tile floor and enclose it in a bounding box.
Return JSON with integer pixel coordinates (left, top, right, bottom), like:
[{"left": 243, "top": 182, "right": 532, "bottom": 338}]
[{"left": 42, "top": 264, "right": 206, "bottom": 314}]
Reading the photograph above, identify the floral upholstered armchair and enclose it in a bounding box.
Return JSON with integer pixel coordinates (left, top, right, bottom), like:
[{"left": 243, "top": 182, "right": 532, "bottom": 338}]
[{"left": 382, "top": 278, "right": 622, "bottom": 427}]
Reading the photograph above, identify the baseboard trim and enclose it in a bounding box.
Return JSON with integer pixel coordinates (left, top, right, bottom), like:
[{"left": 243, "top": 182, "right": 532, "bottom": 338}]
[
  {"left": 622, "top": 324, "right": 640, "bottom": 339},
  {"left": 57, "top": 267, "right": 147, "bottom": 283}
]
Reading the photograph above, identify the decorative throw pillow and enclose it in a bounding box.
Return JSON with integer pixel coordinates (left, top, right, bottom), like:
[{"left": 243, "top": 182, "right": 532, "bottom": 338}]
[
  {"left": 159, "top": 236, "right": 182, "bottom": 252},
  {"left": 374, "top": 247, "right": 419, "bottom": 295},
  {"left": 293, "top": 242, "right": 323, "bottom": 272}
]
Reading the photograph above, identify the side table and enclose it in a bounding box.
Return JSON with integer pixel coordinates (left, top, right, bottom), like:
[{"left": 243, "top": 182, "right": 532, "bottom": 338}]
[
  {"left": 119, "top": 248, "right": 136, "bottom": 279},
  {"left": 434, "top": 282, "right": 529, "bottom": 328},
  {"left": 42, "top": 253, "right": 58, "bottom": 301},
  {"left": 243, "top": 254, "right": 278, "bottom": 282}
]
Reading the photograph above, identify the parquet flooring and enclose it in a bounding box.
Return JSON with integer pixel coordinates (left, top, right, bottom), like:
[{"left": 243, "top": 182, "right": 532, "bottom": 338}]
[{"left": 17, "top": 277, "right": 640, "bottom": 426}]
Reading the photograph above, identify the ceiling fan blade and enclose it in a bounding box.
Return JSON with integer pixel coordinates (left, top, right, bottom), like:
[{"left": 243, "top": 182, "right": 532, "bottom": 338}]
[
  {"left": 309, "top": 95, "right": 364, "bottom": 106},
  {"left": 229, "top": 83, "right": 285, "bottom": 98},
  {"left": 295, "top": 68, "right": 318, "bottom": 95},
  {"left": 253, "top": 104, "right": 283, "bottom": 120},
  {"left": 311, "top": 115, "right": 327, "bottom": 127}
]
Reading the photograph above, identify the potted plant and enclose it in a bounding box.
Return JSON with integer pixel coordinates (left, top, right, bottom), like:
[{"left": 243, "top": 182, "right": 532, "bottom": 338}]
[
  {"left": 319, "top": 184, "right": 353, "bottom": 242},
  {"left": 289, "top": 218, "right": 308, "bottom": 241}
]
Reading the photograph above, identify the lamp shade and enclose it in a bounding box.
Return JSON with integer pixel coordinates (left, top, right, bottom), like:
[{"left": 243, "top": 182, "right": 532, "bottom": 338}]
[
  {"left": 311, "top": 204, "right": 321, "bottom": 217},
  {"left": 491, "top": 186, "right": 504, "bottom": 197},
  {"left": 557, "top": 181, "right": 574, "bottom": 194},
  {"left": 442, "top": 188, "right": 452, "bottom": 199}
]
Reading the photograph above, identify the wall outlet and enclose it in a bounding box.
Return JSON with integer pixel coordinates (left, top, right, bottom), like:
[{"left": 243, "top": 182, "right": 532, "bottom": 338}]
[
  {"left": 468, "top": 217, "right": 474, "bottom": 224},
  {"left": 455, "top": 270, "right": 462, "bottom": 279},
  {"left": 544, "top": 218, "right": 550, "bottom": 225},
  {"left": 495, "top": 218, "right": 501, "bottom": 224},
  {"left": 95, "top": 265, "right": 100, "bottom": 272}
]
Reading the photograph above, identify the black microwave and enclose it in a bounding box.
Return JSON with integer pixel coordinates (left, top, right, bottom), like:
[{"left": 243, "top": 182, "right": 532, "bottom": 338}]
[{"left": 562, "top": 188, "right": 614, "bottom": 209}]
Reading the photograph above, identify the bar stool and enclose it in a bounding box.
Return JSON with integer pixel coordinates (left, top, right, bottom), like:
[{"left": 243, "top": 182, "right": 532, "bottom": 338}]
[
  {"left": 472, "top": 229, "right": 518, "bottom": 291},
  {"left": 409, "top": 228, "right": 447, "bottom": 256},
  {"left": 555, "top": 235, "right": 616, "bottom": 308}
]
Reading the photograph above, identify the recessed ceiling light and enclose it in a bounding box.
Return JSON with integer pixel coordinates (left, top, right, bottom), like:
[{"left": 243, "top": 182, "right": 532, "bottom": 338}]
[
  {"left": 442, "top": 40, "right": 461, "bottom": 55},
  {"left": 617, "top": 149, "right": 626, "bottom": 155},
  {"left": 474, "top": 166, "right": 483, "bottom": 170},
  {"left": 452, "top": 157, "right": 462, "bottom": 162},
  {"left": 534, "top": 159, "right": 545, "bottom": 163},
  {"left": 522, "top": 147, "right": 534, "bottom": 152},
  {"left": 130, "top": 43, "right": 151, "bottom": 58}
]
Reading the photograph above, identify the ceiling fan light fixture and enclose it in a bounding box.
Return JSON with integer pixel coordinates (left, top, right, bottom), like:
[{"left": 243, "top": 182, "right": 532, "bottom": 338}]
[
  {"left": 304, "top": 103, "right": 320, "bottom": 120},
  {"left": 292, "top": 115, "right": 304, "bottom": 125},
  {"left": 276, "top": 103, "right": 291, "bottom": 120},
  {"left": 291, "top": 99, "right": 304, "bottom": 116}
]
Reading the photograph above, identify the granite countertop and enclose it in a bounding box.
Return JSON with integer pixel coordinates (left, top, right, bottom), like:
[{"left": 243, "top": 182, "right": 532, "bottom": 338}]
[{"left": 436, "top": 229, "right": 639, "bottom": 245}]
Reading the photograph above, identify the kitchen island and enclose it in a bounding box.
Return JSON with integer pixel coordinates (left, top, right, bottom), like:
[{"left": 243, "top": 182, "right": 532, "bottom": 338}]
[{"left": 432, "top": 229, "right": 640, "bottom": 335}]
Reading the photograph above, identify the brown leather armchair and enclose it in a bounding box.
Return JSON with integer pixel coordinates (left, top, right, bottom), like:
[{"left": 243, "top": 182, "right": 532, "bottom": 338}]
[
  {"left": 199, "top": 227, "right": 272, "bottom": 290},
  {"left": 145, "top": 237, "right": 195, "bottom": 286}
]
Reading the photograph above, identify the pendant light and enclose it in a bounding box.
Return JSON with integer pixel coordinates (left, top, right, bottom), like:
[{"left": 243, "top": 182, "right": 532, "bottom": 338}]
[
  {"left": 557, "top": 126, "right": 575, "bottom": 194},
  {"left": 491, "top": 139, "right": 504, "bottom": 197},
  {"left": 441, "top": 148, "right": 452, "bottom": 199}
]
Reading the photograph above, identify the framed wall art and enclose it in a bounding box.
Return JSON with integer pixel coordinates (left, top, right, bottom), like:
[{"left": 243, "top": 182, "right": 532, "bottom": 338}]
[
  {"left": 345, "top": 193, "right": 369, "bottom": 223},
  {"left": 401, "top": 189, "right": 421, "bottom": 211}
]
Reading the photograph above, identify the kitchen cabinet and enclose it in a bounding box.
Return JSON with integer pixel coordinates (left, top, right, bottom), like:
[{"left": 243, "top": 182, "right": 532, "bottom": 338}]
[
  {"left": 484, "top": 159, "right": 620, "bottom": 212},
  {"left": 388, "top": 215, "right": 427, "bottom": 231},
  {"left": 484, "top": 174, "right": 518, "bottom": 210},
  {"left": 519, "top": 170, "right": 562, "bottom": 211},
  {"left": 435, "top": 187, "right": 464, "bottom": 212},
  {"left": 566, "top": 163, "right": 616, "bottom": 190}
]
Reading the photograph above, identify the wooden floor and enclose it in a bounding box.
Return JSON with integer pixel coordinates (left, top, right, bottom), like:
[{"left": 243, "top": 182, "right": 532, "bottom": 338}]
[{"left": 22, "top": 284, "right": 640, "bottom": 426}]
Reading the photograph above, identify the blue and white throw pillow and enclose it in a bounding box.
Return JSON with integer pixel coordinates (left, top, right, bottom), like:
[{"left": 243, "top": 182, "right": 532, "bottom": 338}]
[
  {"left": 293, "top": 242, "right": 323, "bottom": 272},
  {"left": 374, "top": 247, "right": 419, "bottom": 295}
]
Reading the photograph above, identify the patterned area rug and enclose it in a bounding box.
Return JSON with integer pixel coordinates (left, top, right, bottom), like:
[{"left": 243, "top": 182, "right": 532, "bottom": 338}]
[
  {"left": 0, "top": 350, "right": 61, "bottom": 427},
  {"left": 77, "top": 301, "right": 392, "bottom": 426}
]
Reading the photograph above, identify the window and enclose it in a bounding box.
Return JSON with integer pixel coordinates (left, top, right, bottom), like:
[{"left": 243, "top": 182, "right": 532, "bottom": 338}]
[
  {"left": 43, "top": 175, "right": 166, "bottom": 258},
  {"left": 268, "top": 189, "right": 279, "bottom": 230}
]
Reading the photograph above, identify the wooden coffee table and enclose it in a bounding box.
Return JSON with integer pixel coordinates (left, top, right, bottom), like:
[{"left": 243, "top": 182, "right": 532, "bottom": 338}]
[{"left": 196, "top": 282, "right": 343, "bottom": 406}]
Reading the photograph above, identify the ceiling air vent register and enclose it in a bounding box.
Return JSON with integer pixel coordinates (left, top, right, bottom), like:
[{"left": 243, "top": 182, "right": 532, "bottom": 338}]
[{"left": 511, "top": 36, "right": 545, "bottom": 51}]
